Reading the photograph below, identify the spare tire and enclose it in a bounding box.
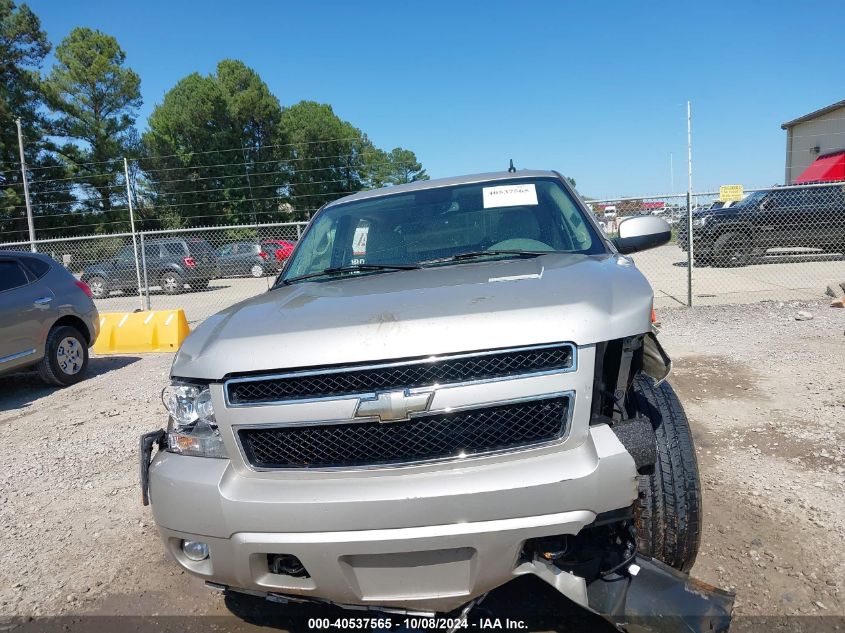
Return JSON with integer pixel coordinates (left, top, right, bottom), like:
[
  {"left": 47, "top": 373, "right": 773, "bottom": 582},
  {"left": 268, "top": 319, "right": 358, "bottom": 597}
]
[{"left": 630, "top": 374, "right": 702, "bottom": 573}]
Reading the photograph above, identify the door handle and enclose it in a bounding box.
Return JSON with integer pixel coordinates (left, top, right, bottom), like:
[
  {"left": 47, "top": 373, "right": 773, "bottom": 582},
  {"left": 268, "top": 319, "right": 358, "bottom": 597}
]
[{"left": 33, "top": 296, "right": 52, "bottom": 306}]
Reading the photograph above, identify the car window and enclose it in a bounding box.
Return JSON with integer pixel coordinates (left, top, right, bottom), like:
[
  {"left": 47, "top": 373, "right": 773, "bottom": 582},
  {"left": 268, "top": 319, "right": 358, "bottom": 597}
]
[
  {"left": 116, "top": 245, "right": 135, "bottom": 262},
  {"left": 805, "top": 187, "right": 829, "bottom": 208},
  {"left": 0, "top": 260, "right": 30, "bottom": 292},
  {"left": 163, "top": 242, "right": 187, "bottom": 256},
  {"left": 143, "top": 244, "right": 161, "bottom": 259},
  {"left": 19, "top": 256, "right": 51, "bottom": 279},
  {"left": 218, "top": 244, "right": 233, "bottom": 256}
]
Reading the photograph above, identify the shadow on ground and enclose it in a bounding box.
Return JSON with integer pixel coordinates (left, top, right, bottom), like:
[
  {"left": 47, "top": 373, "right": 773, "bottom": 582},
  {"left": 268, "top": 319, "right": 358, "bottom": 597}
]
[{"left": 0, "top": 356, "right": 141, "bottom": 412}]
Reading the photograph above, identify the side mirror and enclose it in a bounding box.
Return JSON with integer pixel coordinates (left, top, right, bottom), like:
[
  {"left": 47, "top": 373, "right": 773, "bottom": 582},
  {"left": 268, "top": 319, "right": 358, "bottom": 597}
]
[{"left": 612, "top": 215, "right": 671, "bottom": 254}]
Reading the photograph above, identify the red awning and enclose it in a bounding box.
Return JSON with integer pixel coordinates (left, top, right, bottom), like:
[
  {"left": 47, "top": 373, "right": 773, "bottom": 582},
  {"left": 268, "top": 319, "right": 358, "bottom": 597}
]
[{"left": 795, "top": 151, "right": 845, "bottom": 184}]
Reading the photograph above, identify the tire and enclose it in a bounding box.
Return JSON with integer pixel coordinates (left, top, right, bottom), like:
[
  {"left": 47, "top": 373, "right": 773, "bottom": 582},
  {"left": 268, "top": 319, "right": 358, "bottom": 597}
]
[
  {"left": 86, "top": 275, "right": 108, "bottom": 298},
  {"left": 160, "top": 271, "right": 183, "bottom": 294},
  {"left": 631, "top": 374, "right": 702, "bottom": 573},
  {"left": 250, "top": 264, "right": 264, "bottom": 278},
  {"left": 712, "top": 232, "right": 750, "bottom": 267},
  {"left": 37, "top": 325, "right": 89, "bottom": 387}
]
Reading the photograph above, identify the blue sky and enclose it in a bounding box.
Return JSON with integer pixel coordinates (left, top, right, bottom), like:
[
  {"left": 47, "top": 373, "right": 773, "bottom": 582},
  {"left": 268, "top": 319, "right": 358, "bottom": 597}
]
[{"left": 27, "top": 0, "right": 845, "bottom": 198}]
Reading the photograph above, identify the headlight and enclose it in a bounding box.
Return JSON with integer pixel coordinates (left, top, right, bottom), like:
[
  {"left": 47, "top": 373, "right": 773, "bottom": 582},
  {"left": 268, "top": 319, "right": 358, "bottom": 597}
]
[
  {"left": 692, "top": 216, "right": 709, "bottom": 228},
  {"left": 162, "top": 382, "right": 228, "bottom": 458}
]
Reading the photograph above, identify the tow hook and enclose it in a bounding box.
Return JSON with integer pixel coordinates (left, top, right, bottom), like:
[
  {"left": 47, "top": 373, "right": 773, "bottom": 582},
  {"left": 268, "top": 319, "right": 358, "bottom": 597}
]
[
  {"left": 587, "top": 554, "right": 735, "bottom": 633},
  {"left": 139, "top": 429, "right": 165, "bottom": 506}
]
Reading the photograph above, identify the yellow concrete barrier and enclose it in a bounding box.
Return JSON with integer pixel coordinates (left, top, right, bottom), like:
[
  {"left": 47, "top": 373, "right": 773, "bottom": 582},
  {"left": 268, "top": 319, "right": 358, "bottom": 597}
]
[{"left": 93, "top": 309, "right": 190, "bottom": 354}]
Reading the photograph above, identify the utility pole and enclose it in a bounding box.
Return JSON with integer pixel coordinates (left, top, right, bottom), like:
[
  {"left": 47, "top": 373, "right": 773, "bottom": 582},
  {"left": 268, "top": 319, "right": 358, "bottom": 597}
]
[
  {"left": 686, "top": 101, "right": 694, "bottom": 307},
  {"left": 15, "top": 118, "right": 36, "bottom": 252},
  {"left": 670, "top": 152, "right": 674, "bottom": 194},
  {"left": 124, "top": 157, "right": 144, "bottom": 310}
]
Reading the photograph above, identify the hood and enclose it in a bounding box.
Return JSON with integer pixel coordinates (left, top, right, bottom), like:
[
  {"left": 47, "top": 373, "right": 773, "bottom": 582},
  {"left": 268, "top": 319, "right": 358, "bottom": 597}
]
[{"left": 172, "top": 253, "right": 654, "bottom": 379}]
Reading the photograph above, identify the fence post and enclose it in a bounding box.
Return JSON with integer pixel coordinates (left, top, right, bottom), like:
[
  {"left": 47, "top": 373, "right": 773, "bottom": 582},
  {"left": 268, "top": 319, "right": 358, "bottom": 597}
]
[
  {"left": 296, "top": 223, "right": 302, "bottom": 239},
  {"left": 15, "top": 118, "right": 36, "bottom": 253},
  {"left": 140, "top": 232, "right": 151, "bottom": 311},
  {"left": 124, "top": 157, "right": 144, "bottom": 311},
  {"left": 686, "top": 101, "right": 694, "bottom": 307}
]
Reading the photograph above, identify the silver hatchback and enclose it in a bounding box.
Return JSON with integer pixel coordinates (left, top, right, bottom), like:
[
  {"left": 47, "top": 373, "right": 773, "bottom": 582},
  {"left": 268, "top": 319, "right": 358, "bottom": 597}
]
[{"left": 0, "top": 251, "right": 99, "bottom": 386}]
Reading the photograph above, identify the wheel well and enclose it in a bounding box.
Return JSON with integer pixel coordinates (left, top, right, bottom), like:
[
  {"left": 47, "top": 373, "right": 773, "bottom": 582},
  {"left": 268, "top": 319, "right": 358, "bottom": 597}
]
[{"left": 52, "top": 315, "right": 93, "bottom": 345}]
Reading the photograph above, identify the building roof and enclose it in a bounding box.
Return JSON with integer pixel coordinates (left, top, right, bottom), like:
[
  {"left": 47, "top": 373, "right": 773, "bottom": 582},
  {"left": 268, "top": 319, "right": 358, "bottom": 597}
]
[{"left": 781, "top": 99, "right": 845, "bottom": 129}]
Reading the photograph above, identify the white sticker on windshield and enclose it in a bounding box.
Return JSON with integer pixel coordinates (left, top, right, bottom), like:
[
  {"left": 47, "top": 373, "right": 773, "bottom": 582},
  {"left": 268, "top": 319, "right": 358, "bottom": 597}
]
[
  {"left": 352, "top": 225, "right": 369, "bottom": 255},
  {"left": 482, "top": 183, "right": 538, "bottom": 209}
]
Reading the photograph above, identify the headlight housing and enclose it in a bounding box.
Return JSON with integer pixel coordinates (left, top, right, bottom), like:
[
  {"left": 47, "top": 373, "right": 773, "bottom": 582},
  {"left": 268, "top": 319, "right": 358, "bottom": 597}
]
[
  {"left": 162, "top": 382, "right": 228, "bottom": 458},
  {"left": 692, "top": 215, "right": 709, "bottom": 228}
]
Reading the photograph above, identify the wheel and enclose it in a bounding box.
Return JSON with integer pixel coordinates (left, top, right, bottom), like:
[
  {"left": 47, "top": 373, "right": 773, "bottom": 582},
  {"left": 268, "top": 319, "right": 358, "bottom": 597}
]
[
  {"left": 37, "top": 325, "right": 89, "bottom": 387},
  {"left": 250, "top": 264, "right": 264, "bottom": 278},
  {"left": 86, "top": 275, "right": 108, "bottom": 298},
  {"left": 631, "top": 374, "right": 702, "bottom": 573},
  {"left": 712, "top": 232, "right": 750, "bottom": 267},
  {"left": 160, "top": 271, "right": 183, "bottom": 294}
]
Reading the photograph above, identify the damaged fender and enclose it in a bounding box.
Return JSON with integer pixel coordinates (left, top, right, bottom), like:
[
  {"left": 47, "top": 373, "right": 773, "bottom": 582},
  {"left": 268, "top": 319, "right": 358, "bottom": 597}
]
[{"left": 642, "top": 331, "right": 672, "bottom": 385}]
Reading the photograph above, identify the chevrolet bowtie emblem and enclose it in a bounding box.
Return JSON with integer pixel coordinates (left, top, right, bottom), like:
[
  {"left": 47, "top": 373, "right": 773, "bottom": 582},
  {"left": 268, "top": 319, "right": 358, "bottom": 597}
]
[{"left": 355, "top": 389, "right": 434, "bottom": 423}]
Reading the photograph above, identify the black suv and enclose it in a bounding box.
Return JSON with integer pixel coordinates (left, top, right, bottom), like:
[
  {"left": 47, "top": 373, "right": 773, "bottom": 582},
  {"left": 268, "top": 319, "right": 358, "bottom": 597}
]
[
  {"left": 678, "top": 183, "right": 845, "bottom": 266},
  {"left": 81, "top": 237, "right": 220, "bottom": 298}
]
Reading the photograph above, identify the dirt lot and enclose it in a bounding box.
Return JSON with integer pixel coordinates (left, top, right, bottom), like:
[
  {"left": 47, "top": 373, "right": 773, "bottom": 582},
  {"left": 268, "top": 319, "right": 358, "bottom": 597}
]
[{"left": 0, "top": 299, "right": 843, "bottom": 628}]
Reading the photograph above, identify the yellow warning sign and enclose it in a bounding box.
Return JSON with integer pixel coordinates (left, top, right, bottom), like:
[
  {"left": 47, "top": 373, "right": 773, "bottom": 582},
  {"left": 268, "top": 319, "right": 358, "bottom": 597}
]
[{"left": 719, "top": 184, "right": 744, "bottom": 202}]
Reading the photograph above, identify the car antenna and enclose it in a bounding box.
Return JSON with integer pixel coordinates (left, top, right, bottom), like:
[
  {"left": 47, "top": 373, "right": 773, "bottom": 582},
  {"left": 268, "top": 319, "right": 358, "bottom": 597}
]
[{"left": 507, "top": 159, "right": 516, "bottom": 173}]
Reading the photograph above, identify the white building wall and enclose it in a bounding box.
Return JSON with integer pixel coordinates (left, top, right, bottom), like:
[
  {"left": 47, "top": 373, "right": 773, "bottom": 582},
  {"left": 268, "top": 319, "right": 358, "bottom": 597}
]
[{"left": 785, "top": 105, "right": 845, "bottom": 183}]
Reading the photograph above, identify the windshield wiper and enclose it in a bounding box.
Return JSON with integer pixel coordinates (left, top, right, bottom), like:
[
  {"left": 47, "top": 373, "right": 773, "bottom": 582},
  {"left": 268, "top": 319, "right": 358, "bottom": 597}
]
[
  {"left": 419, "top": 250, "right": 556, "bottom": 266},
  {"left": 279, "top": 263, "right": 421, "bottom": 286}
]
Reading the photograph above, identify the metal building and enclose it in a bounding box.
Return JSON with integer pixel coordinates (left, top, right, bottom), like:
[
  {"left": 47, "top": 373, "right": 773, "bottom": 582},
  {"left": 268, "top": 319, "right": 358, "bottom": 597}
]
[{"left": 782, "top": 99, "right": 845, "bottom": 184}]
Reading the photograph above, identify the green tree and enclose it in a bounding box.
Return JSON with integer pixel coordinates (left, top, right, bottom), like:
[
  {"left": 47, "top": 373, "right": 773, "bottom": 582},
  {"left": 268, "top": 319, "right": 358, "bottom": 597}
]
[
  {"left": 367, "top": 147, "right": 428, "bottom": 187},
  {"left": 43, "top": 27, "right": 141, "bottom": 222},
  {"left": 142, "top": 60, "right": 286, "bottom": 226},
  {"left": 280, "top": 101, "right": 375, "bottom": 217},
  {"left": 0, "top": 1, "right": 74, "bottom": 239}
]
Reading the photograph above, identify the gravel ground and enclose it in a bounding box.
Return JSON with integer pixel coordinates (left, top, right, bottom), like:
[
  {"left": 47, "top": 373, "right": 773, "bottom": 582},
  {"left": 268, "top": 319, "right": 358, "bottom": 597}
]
[{"left": 0, "top": 299, "right": 842, "bottom": 625}]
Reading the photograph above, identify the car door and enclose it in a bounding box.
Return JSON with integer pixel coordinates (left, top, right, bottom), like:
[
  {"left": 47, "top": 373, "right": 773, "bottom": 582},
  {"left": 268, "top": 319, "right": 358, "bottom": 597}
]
[
  {"left": 804, "top": 186, "right": 839, "bottom": 249},
  {"left": 0, "top": 257, "right": 54, "bottom": 373},
  {"left": 756, "top": 189, "right": 799, "bottom": 250},
  {"left": 111, "top": 245, "right": 139, "bottom": 289}
]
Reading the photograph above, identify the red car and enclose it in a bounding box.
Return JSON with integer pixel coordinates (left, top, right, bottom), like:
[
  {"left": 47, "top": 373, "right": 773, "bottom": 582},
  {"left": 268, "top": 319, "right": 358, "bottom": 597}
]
[{"left": 260, "top": 239, "right": 296, "bottom": 270}]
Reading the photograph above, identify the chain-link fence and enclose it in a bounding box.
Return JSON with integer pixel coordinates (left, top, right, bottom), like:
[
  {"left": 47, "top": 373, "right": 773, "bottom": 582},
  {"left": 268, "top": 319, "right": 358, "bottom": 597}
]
[
  {"left": 3, "top": 182, "right": 844, "bottom": 321},
  {"left": 587, "top": 182, "right": 845, "bottom": 307},
  {"left": 0, "top": 222, "right": 307, "bottom": 324}
]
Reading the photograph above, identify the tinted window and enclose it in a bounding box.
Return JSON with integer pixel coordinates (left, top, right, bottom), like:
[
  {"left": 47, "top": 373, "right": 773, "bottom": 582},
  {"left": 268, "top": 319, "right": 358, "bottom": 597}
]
[
  {"left": 116, "top": 245, "right": 135, "bottom": 261},
  {"left": 143, "top": 244, "right": 161, "bottom": 259},
  {"left": 163, "top": 242, "right": 187, "bottom": 256},
  {"left": 19, "top": 256, "right": 51, "bottom": 279},
  {"left": 0, "top": 261, "right": 29, "bottom": 291},
  {"left": 187, "top": 240, "right": 213, "bottom": 255}
]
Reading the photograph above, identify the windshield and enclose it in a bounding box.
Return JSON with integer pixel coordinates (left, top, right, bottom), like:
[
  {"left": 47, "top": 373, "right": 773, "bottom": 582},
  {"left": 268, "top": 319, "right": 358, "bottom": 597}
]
[
  {"left": 737, "top": 190, "right": 767, "bottom": 208},
  {"left": 282, "top": 177, "right": 605, "bottom": 283}
]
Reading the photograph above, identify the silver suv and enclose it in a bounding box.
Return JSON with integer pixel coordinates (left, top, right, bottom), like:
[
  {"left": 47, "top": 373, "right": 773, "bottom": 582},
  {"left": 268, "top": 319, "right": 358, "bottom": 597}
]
[{"left": 141, "top": 171, "right": 733, "bottom": 630}]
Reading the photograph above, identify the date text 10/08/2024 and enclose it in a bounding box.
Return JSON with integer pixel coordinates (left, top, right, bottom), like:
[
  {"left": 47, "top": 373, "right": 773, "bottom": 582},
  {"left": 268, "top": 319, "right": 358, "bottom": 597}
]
[{"left": 307, "top": 618, "right": 529, "bottom": 630}]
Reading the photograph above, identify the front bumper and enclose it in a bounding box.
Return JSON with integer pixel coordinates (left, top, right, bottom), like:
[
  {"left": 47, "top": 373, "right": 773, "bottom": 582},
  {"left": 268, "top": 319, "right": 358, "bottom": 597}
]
[{"left": 145, "top": 424, "right": 638, "bottom": 613}]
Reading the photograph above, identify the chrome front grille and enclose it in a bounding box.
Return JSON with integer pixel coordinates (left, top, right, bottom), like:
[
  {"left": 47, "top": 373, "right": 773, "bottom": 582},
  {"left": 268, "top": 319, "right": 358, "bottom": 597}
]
[
  {"left": 225, "top": 343, "right": 574, "bottom": 405},
  {"left": 227, "top": 343, "right": 577, "bottom": 470},
  {"left": 238, "top": 395, "right": 571, "bottom": 469}
]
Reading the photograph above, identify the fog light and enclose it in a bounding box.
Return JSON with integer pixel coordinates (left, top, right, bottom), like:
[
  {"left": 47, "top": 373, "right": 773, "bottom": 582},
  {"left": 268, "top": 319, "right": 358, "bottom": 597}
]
[{"left": 182, "top": 540, "right": 209, "bottom": 561}]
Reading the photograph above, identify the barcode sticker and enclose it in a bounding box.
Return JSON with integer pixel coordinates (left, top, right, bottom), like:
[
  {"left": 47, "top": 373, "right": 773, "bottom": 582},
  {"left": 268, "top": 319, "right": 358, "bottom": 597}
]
[{"left": 482, "top": 184, "right": 538, "bottom": 209}]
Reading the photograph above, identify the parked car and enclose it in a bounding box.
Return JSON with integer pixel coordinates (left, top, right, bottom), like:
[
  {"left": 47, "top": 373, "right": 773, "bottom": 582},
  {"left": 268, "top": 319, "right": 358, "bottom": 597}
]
[
  {"left": 214, "top": 242, "right": 268, "bottom": 278},
  {"left": 81, "top": 237, "right": 221, "bottom": 298},
  {"left": 678, "top": 183, "right": 845, "bottom": 266},
  {"left": 141, "top": 170, "right": 733, "bottom": 628},
  {"left": 0, "top": 251, "right": 99, "bottom": 386},
  {"left": 260, "top": 239, "right": 296, "bottom": 270}
]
